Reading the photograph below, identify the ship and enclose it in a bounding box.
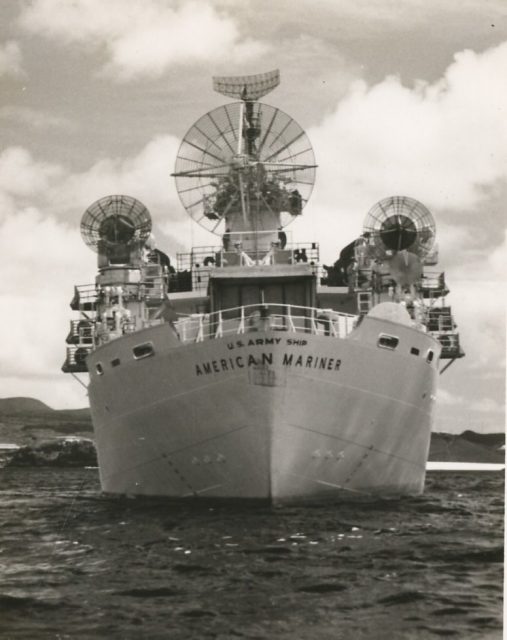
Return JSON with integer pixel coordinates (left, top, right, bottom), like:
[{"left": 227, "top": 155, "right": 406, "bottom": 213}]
[{"left": 63, "top": 70, "right": 464, "bottom": 501}]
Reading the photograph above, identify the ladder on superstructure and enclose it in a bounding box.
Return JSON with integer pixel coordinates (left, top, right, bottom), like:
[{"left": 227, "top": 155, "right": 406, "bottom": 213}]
[{"left": 357, "top": 291, "right": 372, "bottom": 315}]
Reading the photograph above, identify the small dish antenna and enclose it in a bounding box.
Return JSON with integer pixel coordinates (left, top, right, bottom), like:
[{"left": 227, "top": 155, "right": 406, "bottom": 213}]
[
  {"left": 80, "top": 195, "right": 152, "bottom": 253},
  {"left": 363, "top": 196, "right": 436, "bottom": 260}
]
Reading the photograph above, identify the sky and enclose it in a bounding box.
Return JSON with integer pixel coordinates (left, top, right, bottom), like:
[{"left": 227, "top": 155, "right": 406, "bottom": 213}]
[{"left": 0, "top": 0, "right": 505, "bottom": 433}]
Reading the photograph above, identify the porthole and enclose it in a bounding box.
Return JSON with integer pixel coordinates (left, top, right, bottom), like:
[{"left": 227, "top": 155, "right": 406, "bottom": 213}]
[
  {"left": 95, "top": 363, "right": 104, "bottom": 375},
  {"left": 133, "top": 343, "right": 154, "bottom": 360},
  {"left": 378, "top": 334, "right": 399, "bottom": 350},
  {"left": 111, "top": 358, "right": 121, "bottom": 367},
  {"left": 426, "top": 350, "right": 434, "bottom": 363},
  {"left": 410, "top": 347, "right": 420, "bottom": 356}
]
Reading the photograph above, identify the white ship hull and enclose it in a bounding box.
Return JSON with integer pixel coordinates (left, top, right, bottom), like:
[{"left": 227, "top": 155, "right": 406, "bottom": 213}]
[
  {"left": 65, "top": 72, "right": 460, "bottom": 502},
  {"left": 87, "top": 317, "right": 440, "bottom": 502}
]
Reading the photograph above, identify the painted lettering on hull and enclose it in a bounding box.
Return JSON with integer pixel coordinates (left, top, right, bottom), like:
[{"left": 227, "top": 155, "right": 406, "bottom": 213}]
[
  {"left": 227, "top": 337, "right": 307, "bottom": 350},
  {"left": 195, "top": 352, "right": 341, "bottom": 376},
  {"left": 196, "top": 352, "right": 273, "bottom": 376},
  {"left": 282, "top": 353, "right": 342, "bottom": 371}
]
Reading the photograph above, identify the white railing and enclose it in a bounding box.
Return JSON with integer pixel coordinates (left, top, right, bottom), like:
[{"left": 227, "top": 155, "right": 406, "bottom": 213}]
[
  {"left": 71, "top": 284, "right": 98, "bottom": 310},
  {"left": 175, "top": 240, "right": 321, "bottom": 292},
  {"left": 174, "top": 303, "right": 357, "bottom": 344},
  {"left": 421, "top": 271, "right": 446, "bottom": 291}
]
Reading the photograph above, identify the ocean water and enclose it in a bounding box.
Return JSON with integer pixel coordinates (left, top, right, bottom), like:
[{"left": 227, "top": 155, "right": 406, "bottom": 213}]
[{"left": 0, "top": 469, "right": 503, "bottom": 640}]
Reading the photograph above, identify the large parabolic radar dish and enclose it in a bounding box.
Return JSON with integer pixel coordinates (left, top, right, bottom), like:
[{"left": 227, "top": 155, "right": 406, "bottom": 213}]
[{"left": 173, "top": 70, "right": 316, "bottom": 235}]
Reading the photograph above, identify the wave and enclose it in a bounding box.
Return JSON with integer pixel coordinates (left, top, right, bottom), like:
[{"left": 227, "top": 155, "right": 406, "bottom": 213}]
[{"left": 2, "top": 438, "right": 97, "bottom": 468}]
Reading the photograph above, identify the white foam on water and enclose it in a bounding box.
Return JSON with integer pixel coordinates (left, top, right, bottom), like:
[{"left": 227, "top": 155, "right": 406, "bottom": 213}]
[{"left": 426, "top": 461, "right": 505, "bottom": 471}]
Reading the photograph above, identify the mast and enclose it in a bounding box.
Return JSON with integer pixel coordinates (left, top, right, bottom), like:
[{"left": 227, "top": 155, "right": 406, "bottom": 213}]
[{"left": 172, "top": 70, "right": 317, "bottom": 261}]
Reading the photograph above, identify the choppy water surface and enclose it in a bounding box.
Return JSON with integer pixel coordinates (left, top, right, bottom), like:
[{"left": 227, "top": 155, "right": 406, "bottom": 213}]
[{"left": 0, "top": 469, "right": 503, "bottom": 639}]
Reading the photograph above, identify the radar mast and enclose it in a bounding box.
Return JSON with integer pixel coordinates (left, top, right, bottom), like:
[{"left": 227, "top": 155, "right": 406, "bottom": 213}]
[{"left": 172, "top": 70, "right": 316, "bottom": 252}]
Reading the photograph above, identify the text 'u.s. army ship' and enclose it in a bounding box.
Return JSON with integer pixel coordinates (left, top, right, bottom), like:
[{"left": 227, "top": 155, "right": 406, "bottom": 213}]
[{"left": 63, "top": 70, "right": 464, "bottom": 501}]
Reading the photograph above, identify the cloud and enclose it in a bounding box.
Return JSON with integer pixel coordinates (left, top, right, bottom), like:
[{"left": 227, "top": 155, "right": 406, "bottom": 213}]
[
  {"left": 51, "top": 136, "right": 180, "bottom": 211},
  {"left": 443, "top": 229, "right": 506, "bottom": 369},
  {"left": 0, "top": 134, "right": 217, "bottom": 406},
  {"left": 286, "top": 41, "right": 506, "bottom": 421},
  {"left": 0, "top": 137, "right": 192, "bottom": 407},
  {"left": 0, "top": 40, "right": 24, "bottom": 77},
  {"left": 0, "top": 134, "right": 209, "bottom": 249},
  {"left": 437, "top": 388, "right": 464, "bottom": 406},
  {"left": 19, "top": 0, "right": 267, "bottom": 81},
  {"left": 0, "top": 106, "right": 74, "bottom": 131},
  {"left": 290, "top": 0, "right": 507, "bottom": 33},
  {"left": 470, "top": 397, "right": 505, "bottom": 413},
  {"left": 0, "top": 208, "right": 95, "bottom": 407},
  {"left": 488, "top": 229, "right": 507, "bottom": 276},
  {"left": 0, "top": 147, "right": 63, "bottom": 202},
  {"left": 48, "top": 135, "right": 199, "bottom": 252},
  {"left": 292, "top": 41, "right": 507, "bottom": 261}
]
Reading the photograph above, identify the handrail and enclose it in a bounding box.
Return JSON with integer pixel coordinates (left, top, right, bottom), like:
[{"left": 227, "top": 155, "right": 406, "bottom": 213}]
[
  {"left": 176, "top": 241, "right": 320, "bottom": 271},
  {"left": 238, "top": 306, "right": 246, "bottom": 334},
  {"left": 74, "top": 284, "right": 98, "bottom": 301},
  {"left": 215, "top": 311, "right": 224, "bottom": 339},
  {"left": 196, "top": 314, "right": 204, "bottom": 342},
  {"left": 173, "top": 303, "right": 357, "bottom": 344},
  {"left": 175, "top": 302, "right": 356, "bottom": 322}
]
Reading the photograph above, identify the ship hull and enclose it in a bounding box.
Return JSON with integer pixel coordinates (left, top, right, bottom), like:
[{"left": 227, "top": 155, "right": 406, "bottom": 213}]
[{"left": 87, "top": 320, "right": 439, "bottom": 501}]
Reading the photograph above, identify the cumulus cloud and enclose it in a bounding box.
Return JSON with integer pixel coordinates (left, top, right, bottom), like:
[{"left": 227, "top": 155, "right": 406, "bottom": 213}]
[
  {"left": 19, "top": 0, "right": 267, "bottom": 81},
  {"left": 0, "top": 40, "right": 24, "bottom": 77},
  {"left": 443, "top": 229, "right": 506, "bottom": 369},
  {"left": 0, "top": 136, "right": 192, "bottom": 235},
  {"left": 48, "top": 135, "right": 200, "bottom": 254},
  {"left": 0, "top": 208, "right": 95, "bottom": 407},
  {"left": 0, "top": 147, "right": 63, "bottom": 202},
  {"left": 50, "top": 136, "right": 180, "bottom": 212},
  {"left": 293, "top": 42, "right": 507, "bottom": 261},
  {"left": 287, "top": 41, "right": 506, "bottom": 424},
  {"left": 0, "top": 130, "right": 224, "bottom": 406},
  {"left": 0, "top": 139, "right": 192, "bottom": 407}
]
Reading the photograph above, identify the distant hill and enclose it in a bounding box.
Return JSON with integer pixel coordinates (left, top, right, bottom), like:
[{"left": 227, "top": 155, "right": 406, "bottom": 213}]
[
  {"left": 0, "top": 397, "right": 54, "bottom": 413},
  {"left": 0, "top": 397, "right": 90, "bottom": 417},
  {"left": 0, "top": 397, "right": 92, "bottom": 445},
  {"left": 430, "top": 432, "right": 505, "bottom": 463},
  {"left": 459, "top": 430, "right": 505, "bottom": 449}
]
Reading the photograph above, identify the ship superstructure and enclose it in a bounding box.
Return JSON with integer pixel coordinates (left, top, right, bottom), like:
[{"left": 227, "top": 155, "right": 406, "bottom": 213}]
[{"left": 63, "top": 71, "right": 463, "bottom": 500}]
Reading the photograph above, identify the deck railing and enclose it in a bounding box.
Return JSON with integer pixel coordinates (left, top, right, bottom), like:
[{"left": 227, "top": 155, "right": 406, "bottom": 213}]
[
  {"left": 70, "top": 284, "right": 98, "bottom": 311},
  {"left": 174, "top": 303, "right": 357, "bottom": 344},
  {"left": 420, "top": 271, "right": 447, "bottom": 291},
  {"left": 175, "top": 242, "right": 320, "bottom": 292}
]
